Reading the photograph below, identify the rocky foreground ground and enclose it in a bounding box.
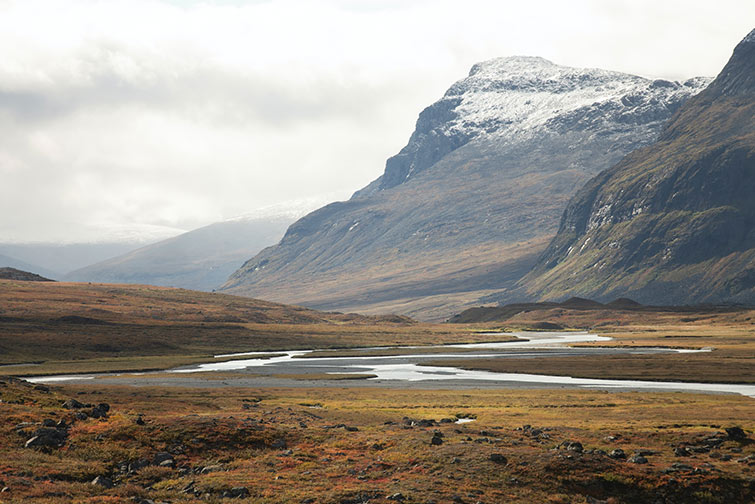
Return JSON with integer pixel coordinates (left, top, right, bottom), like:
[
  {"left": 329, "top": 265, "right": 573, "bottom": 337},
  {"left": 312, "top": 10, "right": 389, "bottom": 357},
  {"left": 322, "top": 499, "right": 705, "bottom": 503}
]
[{"left": 1, "top": 376, "right": 754, "bottom": 503}]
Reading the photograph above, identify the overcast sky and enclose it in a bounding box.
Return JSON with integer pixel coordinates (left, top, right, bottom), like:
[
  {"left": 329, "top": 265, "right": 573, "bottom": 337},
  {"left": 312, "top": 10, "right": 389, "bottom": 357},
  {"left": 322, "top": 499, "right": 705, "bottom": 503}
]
[{"left": 1, "top": 0, "right": 753, "bottom": 243}]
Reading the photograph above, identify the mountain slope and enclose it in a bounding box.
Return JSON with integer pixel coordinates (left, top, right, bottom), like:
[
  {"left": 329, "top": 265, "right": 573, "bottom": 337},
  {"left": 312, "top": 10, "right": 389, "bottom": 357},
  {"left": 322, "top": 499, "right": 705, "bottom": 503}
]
[
  {"left": 65, "top": 216, "right": 294, "bottom": 291},
  {"left": 0, "top": 252, "right": 58, "bottom": 279},
  {"left": 223, "top": 57, "right": 708, "bottom": 320},
  {"left": 521, "top": 29, "right": 755, "bottom": 305},
  {"left": 0, "top": 267, "right": 54, "bottom": 282}
]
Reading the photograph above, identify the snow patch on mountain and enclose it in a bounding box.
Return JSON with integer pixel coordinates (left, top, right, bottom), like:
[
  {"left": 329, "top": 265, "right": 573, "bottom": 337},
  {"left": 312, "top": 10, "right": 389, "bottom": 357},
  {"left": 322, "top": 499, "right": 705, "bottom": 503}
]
[
  {"left": 368, "top": 56, "right": 710, "bottom": 194},
  {"left": 443, "top": 55, "right": 709, "bottom": 141}
]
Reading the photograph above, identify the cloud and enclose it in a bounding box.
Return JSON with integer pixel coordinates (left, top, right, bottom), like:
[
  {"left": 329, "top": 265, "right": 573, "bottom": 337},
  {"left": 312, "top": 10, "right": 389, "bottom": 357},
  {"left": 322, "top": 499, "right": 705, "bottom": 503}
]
[{"left": 0, "top": 0, "right": 753, "bottom": 242}]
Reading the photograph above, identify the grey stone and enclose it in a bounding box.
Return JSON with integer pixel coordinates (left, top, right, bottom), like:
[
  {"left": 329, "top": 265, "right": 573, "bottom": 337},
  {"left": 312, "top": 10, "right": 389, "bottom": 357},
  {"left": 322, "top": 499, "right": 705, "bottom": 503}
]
[{"left": 91, "top": 476, "right": 114, "bottom": 489}]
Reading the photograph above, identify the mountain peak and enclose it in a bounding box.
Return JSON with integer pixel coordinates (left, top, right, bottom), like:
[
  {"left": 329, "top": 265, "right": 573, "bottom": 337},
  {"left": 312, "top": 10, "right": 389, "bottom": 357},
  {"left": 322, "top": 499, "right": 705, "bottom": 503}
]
[
  {"left": 706, "top": 27, "right": 755, "bottom": 97},
  {"left": 370, "top": 57, "right": 709, "bottom": 193},
  {"left": 468, "top": 56, "right": 555, "bottom": 76},
  {"left": 741, "top": 28, "right": 755, "bottom": 45}
]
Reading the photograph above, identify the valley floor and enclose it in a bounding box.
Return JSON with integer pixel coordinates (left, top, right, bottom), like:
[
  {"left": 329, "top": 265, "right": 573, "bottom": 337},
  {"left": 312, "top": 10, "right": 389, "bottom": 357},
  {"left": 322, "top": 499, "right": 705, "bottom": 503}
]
[
  {"left": 1, "top": 378, "right": 753, "bottom": 503},
  {"left": 2, "top": 280, "right": 754, "bottom": 502}
]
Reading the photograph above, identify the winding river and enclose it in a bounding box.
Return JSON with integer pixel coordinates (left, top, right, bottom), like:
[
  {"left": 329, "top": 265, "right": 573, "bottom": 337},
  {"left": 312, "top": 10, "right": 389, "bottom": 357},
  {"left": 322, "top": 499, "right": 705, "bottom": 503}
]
[{"left": 26, "top": 331, "right": 755, "bottom": 398}]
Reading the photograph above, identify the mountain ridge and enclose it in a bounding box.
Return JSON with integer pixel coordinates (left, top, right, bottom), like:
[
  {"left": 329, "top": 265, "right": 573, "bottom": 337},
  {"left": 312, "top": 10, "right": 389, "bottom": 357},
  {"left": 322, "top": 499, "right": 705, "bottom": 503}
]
[
  {"left": 222, "top": 57, "right": 709, "bottom": 320},
  {"left": 65, "top": 215, "right": 295, "bottom": 291},
  {"left": 519, "top": 28, "right": 755, "bottom": 305}
]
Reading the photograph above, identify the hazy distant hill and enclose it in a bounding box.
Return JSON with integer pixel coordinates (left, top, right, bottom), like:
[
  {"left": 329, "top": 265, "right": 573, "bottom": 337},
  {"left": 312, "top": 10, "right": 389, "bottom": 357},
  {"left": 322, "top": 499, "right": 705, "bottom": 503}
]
[
  {"left": 0, "top": 252, "right": 58, "bottom": 279},
  {"left": 0, "top": 243, "right": 146, "bottom": 276},
  {"left": 520, "top": 29, "right": 755, "bottom": 305},
  {"left": 65, "top": 216, "right": 294, "bottom": 291},
  {"left": 222, "top": 57, "right": 708, "bottom": 320},
  {"left": 0, "top": 267, "right": 54, "bottom": 282}
]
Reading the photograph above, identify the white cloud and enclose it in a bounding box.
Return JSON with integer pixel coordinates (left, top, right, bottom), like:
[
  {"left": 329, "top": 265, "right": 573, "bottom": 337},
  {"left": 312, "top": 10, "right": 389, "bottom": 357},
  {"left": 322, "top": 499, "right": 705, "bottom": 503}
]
[{"left": 0, "top": 0, "right": 753, "bottom": 242}]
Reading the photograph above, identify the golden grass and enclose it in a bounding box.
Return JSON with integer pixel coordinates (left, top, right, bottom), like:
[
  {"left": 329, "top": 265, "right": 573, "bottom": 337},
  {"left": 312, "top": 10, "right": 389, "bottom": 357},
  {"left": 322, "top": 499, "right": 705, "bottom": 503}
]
[{"left": 1, "top": 379, "right": 753, "bottom": 503}]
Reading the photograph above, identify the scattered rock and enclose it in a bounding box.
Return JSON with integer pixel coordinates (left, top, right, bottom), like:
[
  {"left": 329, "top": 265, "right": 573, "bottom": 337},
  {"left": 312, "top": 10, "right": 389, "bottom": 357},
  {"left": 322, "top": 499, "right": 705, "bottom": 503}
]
[
  {"left": 634, "top": 449, "right": 656, "bottom": 457},
  {"left": 129, "top": 459, "right": 149, "bottom": 472},
  {"left": 608, "top": 449, "right": 626, "bottom": 459},
  {"left": 560, "top": 441, "right": 583, "bottom": 453},
  {"left": 430, "top": 434, "right": 443, "bottom": 446},
  {"left": 153, "top": 452, "right": 174, "bottom": 465},
  {"left": 62, "top": 399, "right": 87, "bottom": 409},
  {"left": 673, "top": 446, "right": 690, "bottom": 457},
  {"left": 224, "top": 487, "right": 249, "bottom": 498},
  {"left": 91, "top": 475, "right": 114, "bottom": 489},
  {"left": 629, "top": 455, "right": 648, "bottom": 464},
  {"left": 725, "top": 426, "right": 747, "bottom": 441},
  {"left": 25, "top": 427, "right": 67, "bottom": 449},
  {"left": 271, "top": 438, "right": 287, "bottom": 449},
  {"left": 664, "top": 462, "right": 693, "bottom": 473},
  {"left": 388, "top": 493, "right": 405, "bottom": 501},
  {"left": 489, "top": 453, "right": 507, "bottom": 464}
]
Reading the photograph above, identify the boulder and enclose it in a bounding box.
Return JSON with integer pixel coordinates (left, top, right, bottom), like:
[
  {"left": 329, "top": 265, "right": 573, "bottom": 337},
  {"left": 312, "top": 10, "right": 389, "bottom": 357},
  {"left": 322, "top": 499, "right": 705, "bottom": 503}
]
[
  {"left": 674, "top": 446, "right": 690, "bottom": 457},
  {"left": 153, "top": 452, "right": 174, "bottom": 465},
  {"left": 91, "top": 475, "right": 114, "bottom": 489},
  {"left": 25, "top": 427, "right": 66, "bottom": 449},
  {"left": 608, "top": 449, "right": 626, "bottom": 459},
  {"left": 62, "top": 399, "right": 87, "bottom": 409},
  {"left": 725, "top": 426, "right": 747, "bottom": 440},
  {"left": 489, "top": 453, "right": 508, "bottom": 464},
  {"left": 629, "top": 455, "right": 648, "bottom": 464}
]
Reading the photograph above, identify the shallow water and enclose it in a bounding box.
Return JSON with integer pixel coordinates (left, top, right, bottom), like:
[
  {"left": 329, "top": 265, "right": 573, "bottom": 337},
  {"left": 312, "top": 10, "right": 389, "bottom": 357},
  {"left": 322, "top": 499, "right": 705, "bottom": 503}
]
[{"left": 26, "top": 331, "right": 751, "bottom": 398}]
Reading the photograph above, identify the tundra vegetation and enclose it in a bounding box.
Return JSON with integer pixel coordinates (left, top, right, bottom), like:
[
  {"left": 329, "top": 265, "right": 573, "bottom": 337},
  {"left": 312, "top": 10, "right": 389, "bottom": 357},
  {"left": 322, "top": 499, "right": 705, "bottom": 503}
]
[{"left": 0, "top": 280, "right": 753, "bottom": 502}]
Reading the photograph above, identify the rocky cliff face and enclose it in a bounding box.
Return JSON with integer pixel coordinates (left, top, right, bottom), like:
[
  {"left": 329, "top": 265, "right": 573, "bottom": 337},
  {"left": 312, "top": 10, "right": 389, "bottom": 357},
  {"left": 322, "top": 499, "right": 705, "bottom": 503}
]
[
  {"left": 522, "top": 29, "right": 755, "bottom": 305},
  {"left": 222, "top": 57, "right": 708, "bottom": 320}
]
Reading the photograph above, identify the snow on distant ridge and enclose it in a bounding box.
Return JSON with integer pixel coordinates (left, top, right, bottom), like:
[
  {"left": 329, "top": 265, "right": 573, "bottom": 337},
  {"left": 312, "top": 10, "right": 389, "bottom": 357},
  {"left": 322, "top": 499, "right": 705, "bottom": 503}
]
[
  {"left": 228, "top": 194, "right": 346, "bottom": 223},
  {"left": 440, "top": 55, "right": 711, "bottom": 141},
  {"left": 370, "top": 55, "right": 712, "bottom": 193}
]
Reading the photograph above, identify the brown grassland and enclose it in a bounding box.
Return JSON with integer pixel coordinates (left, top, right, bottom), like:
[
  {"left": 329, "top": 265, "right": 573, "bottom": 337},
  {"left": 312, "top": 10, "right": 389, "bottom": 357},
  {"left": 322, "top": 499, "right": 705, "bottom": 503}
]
[
  {"left": 1, "top": 280, "right": 754, "bottom": 502},
  {"left": 2, "top": 378, "right": 754, "bottom": 503},
  {"left": 0, "top": 280, "right": 493, "bottom": 376}
]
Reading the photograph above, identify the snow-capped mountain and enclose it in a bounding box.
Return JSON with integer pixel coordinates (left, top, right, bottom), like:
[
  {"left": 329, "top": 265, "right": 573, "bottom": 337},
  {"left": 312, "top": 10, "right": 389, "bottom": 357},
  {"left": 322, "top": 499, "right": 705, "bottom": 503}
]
[
  {"left": 357, "top": 56, "right": 709, "bottom": 196},
  {"left": 223, "top": 57, "right": 709, "bottom": 321}
]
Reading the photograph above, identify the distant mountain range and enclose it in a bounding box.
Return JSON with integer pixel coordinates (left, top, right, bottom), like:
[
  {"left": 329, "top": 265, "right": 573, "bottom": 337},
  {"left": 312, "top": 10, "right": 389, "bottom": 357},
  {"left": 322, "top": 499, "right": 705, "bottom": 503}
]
[
  {"left": 64, "top": 215, "right": 295, "bottom": 291},
  {"left": 222, "top": 56, "right": 708, "bottom": 320},
  {"left": 519, "top": 29, "right": 755, "bottom": 305},
  {"left": 0, "top": 243, "right": 149, "bottom": 277}
]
